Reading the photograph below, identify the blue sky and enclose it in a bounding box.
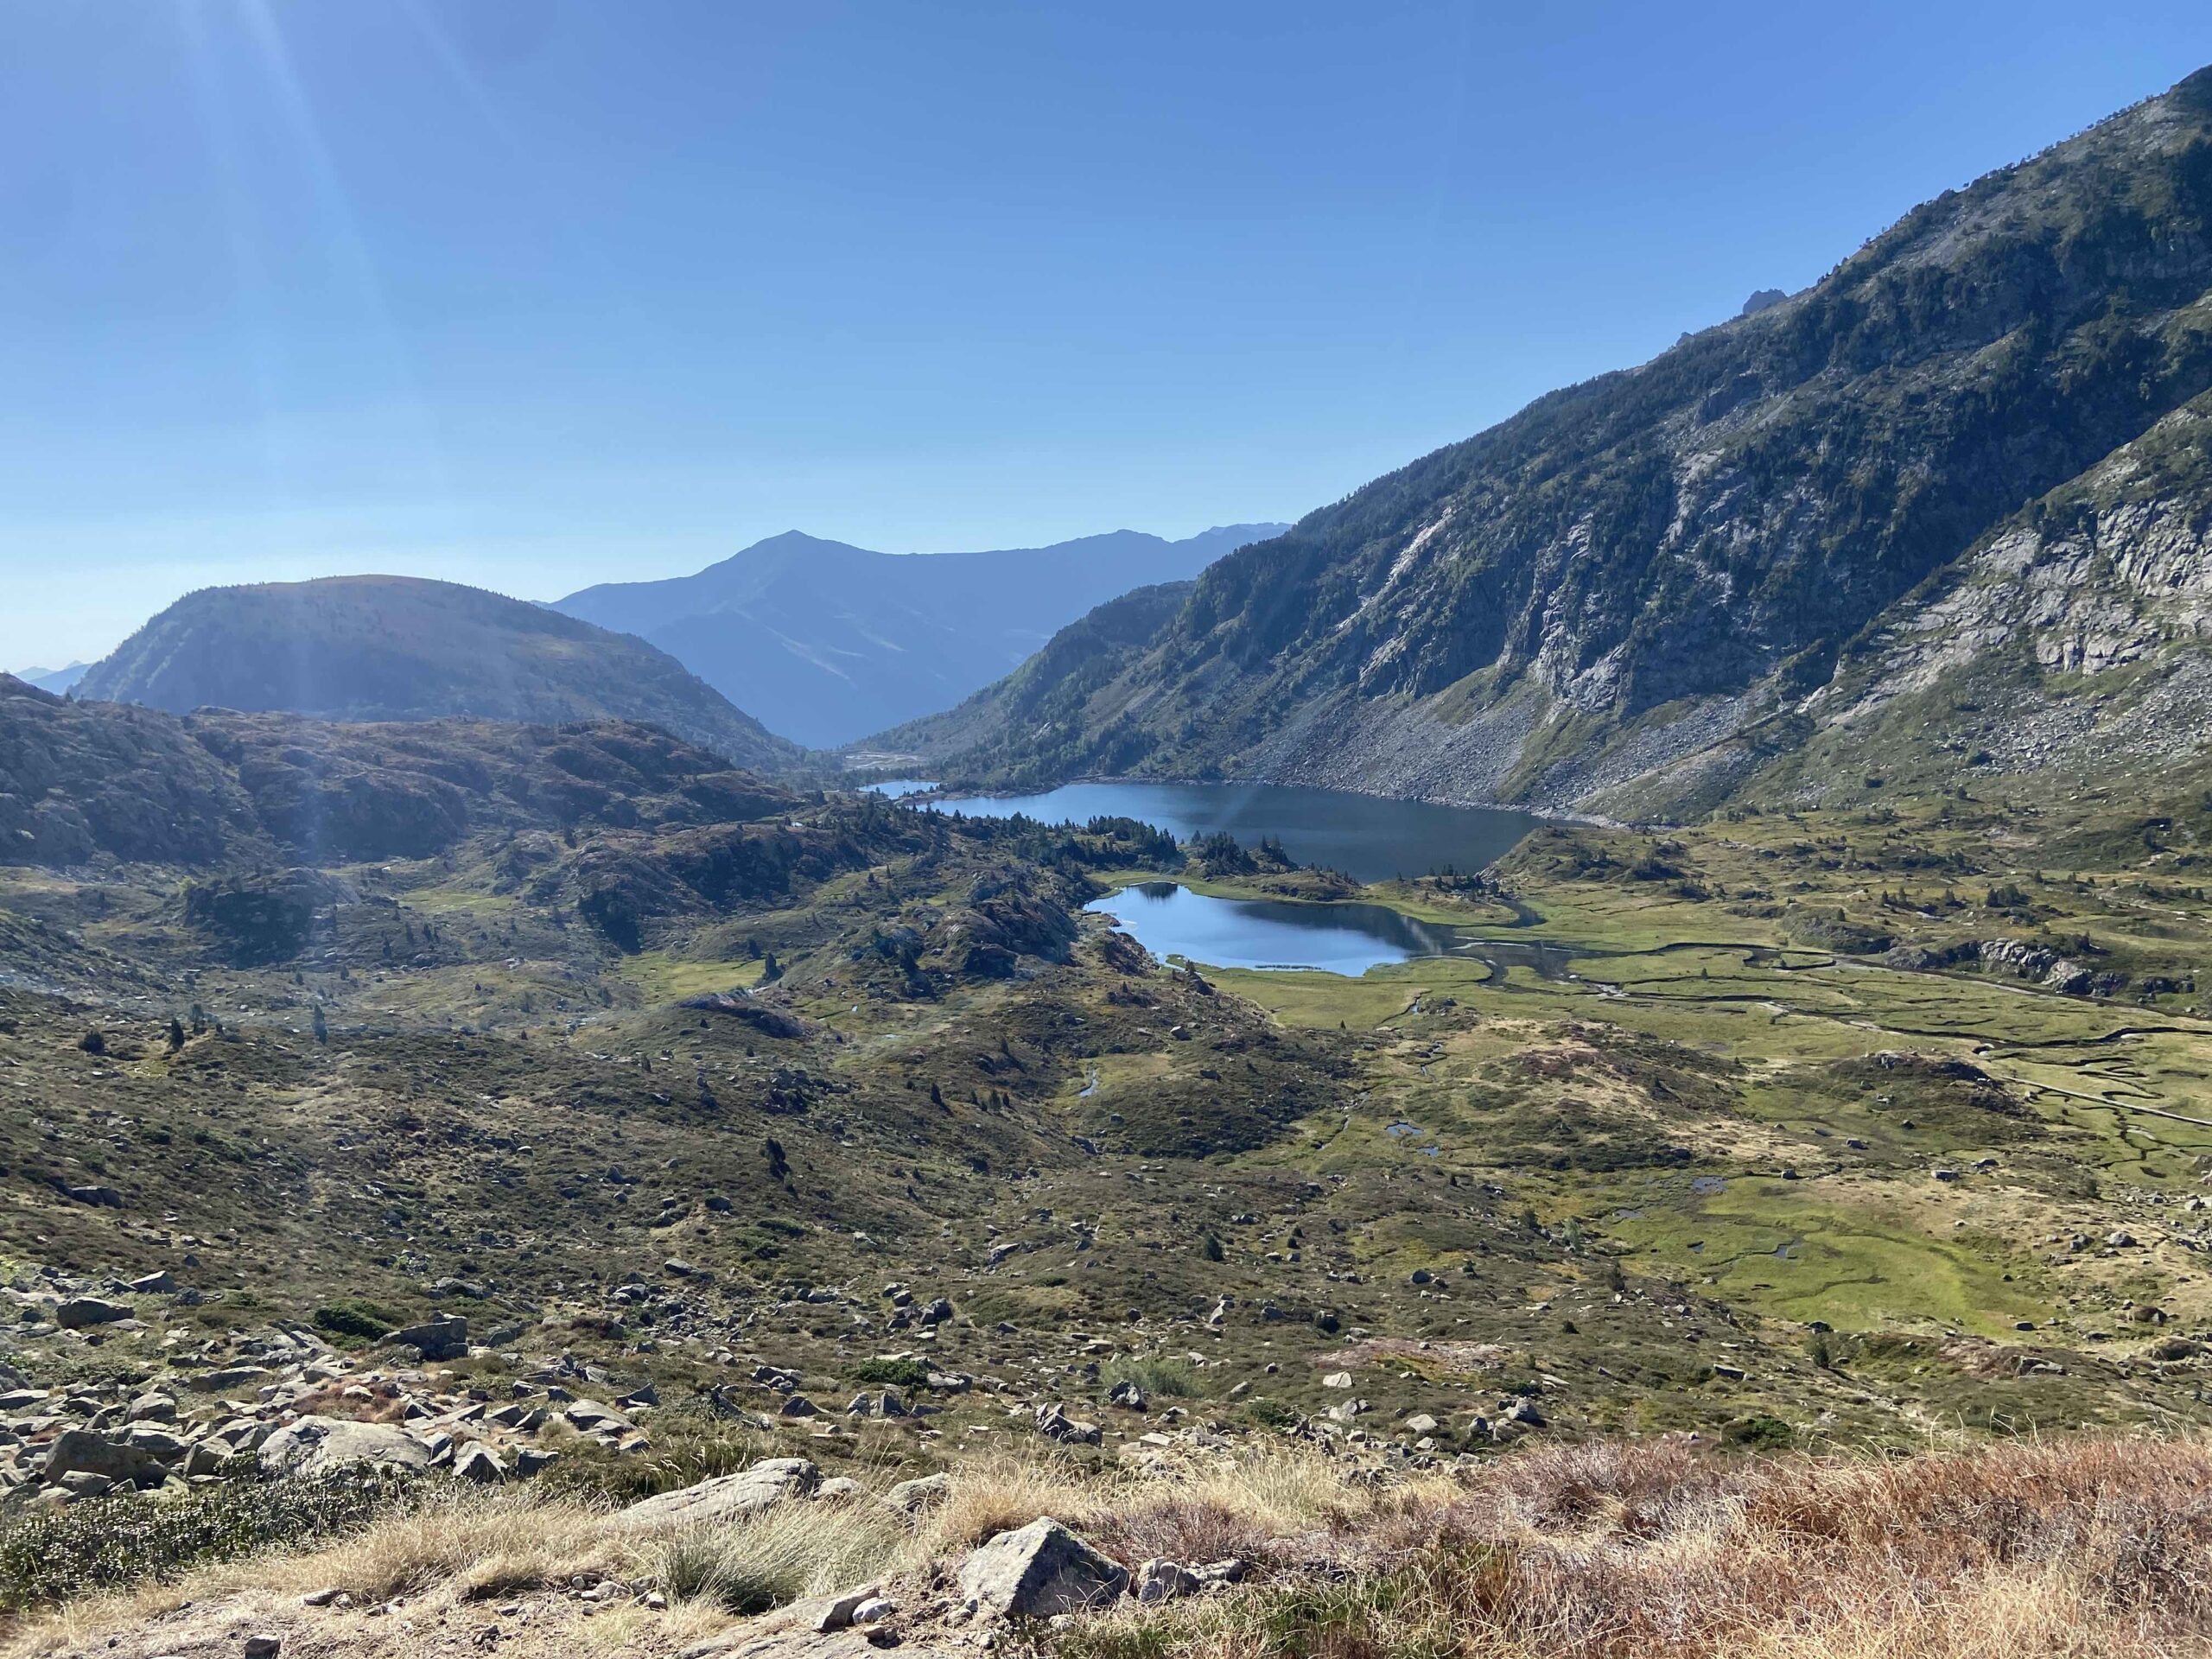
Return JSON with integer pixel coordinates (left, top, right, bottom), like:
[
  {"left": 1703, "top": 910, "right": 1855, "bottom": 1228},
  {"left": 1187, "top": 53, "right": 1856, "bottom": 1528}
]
[{"left": 3, "top": 2, "right": 2209, "bottom": 671}]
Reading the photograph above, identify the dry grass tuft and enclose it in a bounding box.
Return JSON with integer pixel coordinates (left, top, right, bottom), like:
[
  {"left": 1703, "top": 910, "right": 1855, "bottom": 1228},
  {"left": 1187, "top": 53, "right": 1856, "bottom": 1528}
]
[
  {"left": 1064, "top": 1433, "right": 2212, "bottom": 1659},
  {"left": 17, "top": 1434, "right": 2212, "bottom": 1659},
  {"left": 646, "top": 1498, "right": 917, "bottom": 1614}
]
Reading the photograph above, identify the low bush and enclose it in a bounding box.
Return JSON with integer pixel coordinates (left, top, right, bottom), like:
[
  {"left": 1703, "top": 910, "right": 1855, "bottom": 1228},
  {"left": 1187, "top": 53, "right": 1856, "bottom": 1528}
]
[
  {"left": 0, "top": 1470, "right": 422, "bottom": 1612},
  {"left": 311, "top": 1299, "right": 399, "bottom": 1342},
  {"left": 851, "top": 1357, "right": 933, "bottom": 1389}
]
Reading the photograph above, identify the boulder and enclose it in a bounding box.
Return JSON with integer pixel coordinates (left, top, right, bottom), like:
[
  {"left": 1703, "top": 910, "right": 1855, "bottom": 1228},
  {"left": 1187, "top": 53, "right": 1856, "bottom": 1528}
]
[
  {"left": 55, "top": 1296, "right": 130, "bottom": 1330},
  {"left": 258, "top": 1415, "right": 433, "bottom": 1478},
  {"left": 958, "top": 1517, "right": 1128, "bottom": 1619},
  {"left": 387, "top": 1313, "right": 468, "bottom": 1362},
  {"left": 452, "top": 1443, "right": 507, "bottom": 1484},
  {"left": 887, "top": 1472, "right": 951, "bottom": 1513},
  {"left": 617, "top": 1457, "right": 820, "bottom": 1529},
  {"left": 43, "top": 1427, "right": 166, "bottom": 1489}
]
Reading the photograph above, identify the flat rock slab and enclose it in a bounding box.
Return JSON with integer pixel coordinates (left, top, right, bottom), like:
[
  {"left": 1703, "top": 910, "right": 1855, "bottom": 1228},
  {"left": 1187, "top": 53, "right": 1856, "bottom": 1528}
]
[
  {"left": 258, "top": 1415, "right": 432, "bottom": 1478},
  {"left": 618, "top": 1458, "right": 820, "bottom": 1529}
]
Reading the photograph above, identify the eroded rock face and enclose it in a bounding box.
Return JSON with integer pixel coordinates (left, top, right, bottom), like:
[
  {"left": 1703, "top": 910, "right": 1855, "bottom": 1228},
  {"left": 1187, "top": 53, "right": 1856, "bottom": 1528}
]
[
  {"left": 616, "top": 1457, "right": 820, "bottom": 1529},
  {"left": 957, "top": 1516, "right": 1128, "bottom": 1619},
  {"left": 257, "top": 1416, "right": 433, "bottom": 1478}
]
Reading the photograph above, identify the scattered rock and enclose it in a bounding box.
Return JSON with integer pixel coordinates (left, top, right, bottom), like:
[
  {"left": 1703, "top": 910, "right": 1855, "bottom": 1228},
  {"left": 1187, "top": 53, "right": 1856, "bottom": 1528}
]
[
  {"left": 958, "top": 1516, "right": 1128, "bottom": 1619},
  {"left": 43, "top": 1428, "right": 166, "bottom": 1489}
]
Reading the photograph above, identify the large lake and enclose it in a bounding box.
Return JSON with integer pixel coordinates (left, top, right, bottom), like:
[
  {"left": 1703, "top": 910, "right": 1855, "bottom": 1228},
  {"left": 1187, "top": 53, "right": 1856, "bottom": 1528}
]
[
  {"left": 922, "top": 779, "right": 1537, "bottom": 884},
  {"left": 1084, "top": 881, "right": 1462, "bottom": 975}
]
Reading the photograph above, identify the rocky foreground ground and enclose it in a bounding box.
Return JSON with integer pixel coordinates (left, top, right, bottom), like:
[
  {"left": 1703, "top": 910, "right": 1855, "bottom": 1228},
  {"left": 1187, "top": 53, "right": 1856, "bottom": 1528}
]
[{"left": 17, "top": 1427, "right": 2212, "bottom": 1659}]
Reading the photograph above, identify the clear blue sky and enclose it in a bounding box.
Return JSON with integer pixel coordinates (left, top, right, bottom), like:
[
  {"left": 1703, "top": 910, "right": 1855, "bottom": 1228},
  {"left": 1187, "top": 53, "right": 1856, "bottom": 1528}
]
[{"left": 3, "top": 2, "right": 2209, "bottom": 671}]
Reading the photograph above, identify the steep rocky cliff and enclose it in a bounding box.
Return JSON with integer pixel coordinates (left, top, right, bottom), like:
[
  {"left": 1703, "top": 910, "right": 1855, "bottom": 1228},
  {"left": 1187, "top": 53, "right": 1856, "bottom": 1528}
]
[{"left": 893, "top": 66, "right": 2212, "bottom": 817}]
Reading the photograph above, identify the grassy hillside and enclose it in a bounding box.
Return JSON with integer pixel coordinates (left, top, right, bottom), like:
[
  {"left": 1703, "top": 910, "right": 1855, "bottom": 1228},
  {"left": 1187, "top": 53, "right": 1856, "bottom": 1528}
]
[{"left": 76, "top": 575, "right": 803, "bottom": 774}]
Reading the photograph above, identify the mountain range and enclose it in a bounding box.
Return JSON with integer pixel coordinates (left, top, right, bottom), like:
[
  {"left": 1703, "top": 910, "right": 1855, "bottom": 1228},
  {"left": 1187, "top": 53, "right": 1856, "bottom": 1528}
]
[
  {"left": 886, "top": 66, "right": 2212, "bottom": 822},
  {"left": 10, "top": 663, "right": 90, "bottom": 696},
  {"left": 74, "top": 575, "right": 800, "bottom": 775},
  {"left": 552, "top": 524, "right": 1285, "bottom": 748}
]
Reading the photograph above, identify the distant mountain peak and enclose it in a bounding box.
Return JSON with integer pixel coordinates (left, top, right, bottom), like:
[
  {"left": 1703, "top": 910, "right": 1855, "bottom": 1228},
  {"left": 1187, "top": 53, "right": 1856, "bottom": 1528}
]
[{"left": 552, "top": 522, "right": 1287, "bottom": 748}]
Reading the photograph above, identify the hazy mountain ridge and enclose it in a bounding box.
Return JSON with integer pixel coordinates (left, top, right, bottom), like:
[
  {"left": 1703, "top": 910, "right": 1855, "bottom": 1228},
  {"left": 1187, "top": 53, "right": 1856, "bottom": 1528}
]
[
  {"left": 75, "top": 575, "right": 802, "bottom": 775},
  {"left": 10, "top": 663, "right": 90, "bottom": 695},
  {"left": 902, "top": 67, "right": 2212, "bottom": 812},
  {"left": 554, "top": 524, "right": 1286, "bottom": 747}
]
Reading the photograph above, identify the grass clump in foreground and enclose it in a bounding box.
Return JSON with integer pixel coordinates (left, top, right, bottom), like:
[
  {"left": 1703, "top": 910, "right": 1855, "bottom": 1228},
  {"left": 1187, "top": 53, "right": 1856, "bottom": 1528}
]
[
  {"left": 649, "top": 1501, "right": 917, "bottom": 1614},
  {"left": 1058, "top": 1434, "right": 2212, "bottom": 1659}
]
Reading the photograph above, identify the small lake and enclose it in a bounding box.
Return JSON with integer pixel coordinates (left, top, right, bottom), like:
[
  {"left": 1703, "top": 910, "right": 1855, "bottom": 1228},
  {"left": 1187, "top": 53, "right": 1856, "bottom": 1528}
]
[
  {"left": 924, "top": 779, "right": 1537, "bottom": 883},
  {"left": 1084, "top": 881, "right": 1467, "bottom": 975}
]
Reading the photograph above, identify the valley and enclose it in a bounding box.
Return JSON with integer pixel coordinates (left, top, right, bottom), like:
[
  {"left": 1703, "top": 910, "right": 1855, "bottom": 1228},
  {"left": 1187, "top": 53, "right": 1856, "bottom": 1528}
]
[
  {"left": 7, "top": 664, "right": 2212, "bottom": 1653},
  {"left": 6, "top": 44, "right": 2212, "bottom": 1659}
]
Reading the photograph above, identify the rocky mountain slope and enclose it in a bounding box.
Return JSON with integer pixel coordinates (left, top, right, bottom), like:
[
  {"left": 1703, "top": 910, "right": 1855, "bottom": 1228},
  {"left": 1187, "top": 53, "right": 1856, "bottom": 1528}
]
[
  {"left": 896, "top": 66, "right": 2212, "bottom": 816},
  {"left": 866, "top": 580, "right": 1195, "bottom": 771},
  {"left": 1, "top": 674, "right": 799, "bottom": 869},
  {"left": 76, "top": 576, "right": 802, "bottom": 774},
  {"left": 555, "top": 524, "right": 1284, "bottom": 748}
]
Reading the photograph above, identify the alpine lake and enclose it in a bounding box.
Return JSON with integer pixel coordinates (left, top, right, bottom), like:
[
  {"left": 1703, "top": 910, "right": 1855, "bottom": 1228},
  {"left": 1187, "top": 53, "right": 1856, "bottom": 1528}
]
[{"left": 877, "top": 779, "right": 1557, "bottom": 978}]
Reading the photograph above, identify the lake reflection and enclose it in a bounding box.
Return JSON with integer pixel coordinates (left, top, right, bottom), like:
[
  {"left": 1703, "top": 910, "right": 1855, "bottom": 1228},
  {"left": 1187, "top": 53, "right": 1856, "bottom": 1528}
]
[
  {"left": 1084, "top": 881, "right": 1465, "bottom": 975},
  {"left": 926, "top": 780, "right": 1535, "bottom": 883}
]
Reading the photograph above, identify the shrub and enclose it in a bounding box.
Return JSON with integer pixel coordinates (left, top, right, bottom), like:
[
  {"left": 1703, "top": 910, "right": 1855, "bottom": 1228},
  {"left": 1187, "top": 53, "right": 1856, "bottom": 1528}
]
[
  {"left": 851, "top": 1357, "right": 932, "bottom": 1389},
  {"left": 313, "top": 1300, "right": 398, "bottom": 1342},
  {"left": 1102, "top": 1356, "right": 1201, "bottom": 1400},
  {"left": 0, "top": 1470, "right": 422, "bottom": 1611}
]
